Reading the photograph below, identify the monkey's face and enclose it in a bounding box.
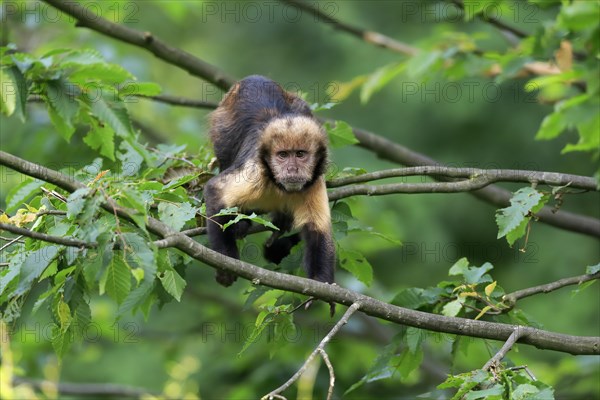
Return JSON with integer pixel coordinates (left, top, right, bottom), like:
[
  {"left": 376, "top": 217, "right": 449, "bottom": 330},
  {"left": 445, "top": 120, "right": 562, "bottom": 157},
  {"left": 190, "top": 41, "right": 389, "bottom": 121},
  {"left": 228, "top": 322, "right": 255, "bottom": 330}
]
[
  {"left": 261, "top": 116, "right": 327, "bottom": 192},
  {"left": 268, "top": 149, "right": 317, "bottom": 191}
]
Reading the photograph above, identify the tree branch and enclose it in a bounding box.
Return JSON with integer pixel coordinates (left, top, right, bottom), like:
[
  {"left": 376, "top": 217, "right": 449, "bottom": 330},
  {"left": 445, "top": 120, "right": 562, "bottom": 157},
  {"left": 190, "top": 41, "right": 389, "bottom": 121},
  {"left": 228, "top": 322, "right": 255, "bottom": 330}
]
[
  {"left": 41, "top": 0, "right": 235, "bottom": 91},
  {"left": 327, "top": 166, "right": 598, "bottom": 191},
  {"left": 140, "top": 94, "right": 219, "bottom": 109},
  {"left": 482, "top": 326, "right": 526, "bottom": 371},
  {"left": 1, "top": 151, "right": 598, "bottom": 356},
  {"left": 348, "top": 125, "right": 600, "bottom": 238},
  {"left": 0, "top": 223, "right": 96, "bottom": 248},
  {"left": 262, "top": 303, "right": 360, "bottom": 400},
  {"left": 328, "top": 177, "right": 492, "bottom": 200},
  {"left": 280, "top": 0, "right": 418, "bottom": 56},
  {"left": 450, "top": 0, "right": 529, "bottom": 40},
  {"left": 503, "top": 272, "right": 600, "bottom": 306}
]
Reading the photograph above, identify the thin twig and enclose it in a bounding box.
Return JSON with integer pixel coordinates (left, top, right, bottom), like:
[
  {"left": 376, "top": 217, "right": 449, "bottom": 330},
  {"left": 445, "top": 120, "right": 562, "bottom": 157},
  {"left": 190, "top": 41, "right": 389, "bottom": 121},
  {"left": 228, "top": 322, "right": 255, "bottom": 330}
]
[
  {"left": 503, "top": 272, "right": 600, "bottom": 306},
  {"left": 327, "top": 166, "right": 598, "bottom": 192},
  {"left": 140, "top": 94, "right": 219, "bottom": 109},
  {"left": 0, "top": 235, "right": 24, "bottom": 251},
  {"left": 280, "top": 0, "right": 418, "bottom": 56},
  {"left": 450, "top": 0, "right": 528, "bottom": 40},
  {"left": 483, "top": 326, "right": 526, "bottom": 371},
  {"left": 0, "top": 223, "right": 96, "bottom": 248},
  {"left": 318, "top": 348, "right": 335, "bottom": 400},
  {"left": 262, "top": 303, "right": 360, "bottom": 400}
]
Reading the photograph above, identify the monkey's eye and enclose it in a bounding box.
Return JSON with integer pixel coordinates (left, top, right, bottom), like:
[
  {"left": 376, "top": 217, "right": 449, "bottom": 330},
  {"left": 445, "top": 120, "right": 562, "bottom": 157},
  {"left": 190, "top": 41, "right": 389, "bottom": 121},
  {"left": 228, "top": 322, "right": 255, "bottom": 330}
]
[
  {"left": 295, "top": 151, "right": 307, "bottom": 158},
  {"left": 276, "top": 151, "right": 289, "bottom": 159}
]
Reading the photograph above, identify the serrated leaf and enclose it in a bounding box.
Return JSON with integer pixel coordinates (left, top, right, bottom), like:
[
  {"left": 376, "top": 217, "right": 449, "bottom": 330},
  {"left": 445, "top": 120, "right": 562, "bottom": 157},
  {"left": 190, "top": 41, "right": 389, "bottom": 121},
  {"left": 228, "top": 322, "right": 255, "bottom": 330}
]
[
  {"left": 118, "top": 279, "right": 155, "bottom": 316},
  {"left": 338, "top": 247, "right": 373, "bottom": 286},
  {"left": 66, "top": 187, "right": 91, "bottom": 218},
  {"left": 16, "top": 246, "right": 61, "bottom": 295},
  {"left": 119, "top": 81, "right": 162, "bottom": 96},
  {"left": 496, "top": 187, "right": 548, "bottom": 244},
  {"left": 122, "top": 232, "right": 157, "bottom": 283},
  {"left": 46, "top": 78, "right": 80, "bottom": 141},
  {"left": 5, "top": 178, "right": 44, "bottom": 213},
  {"left": 47, "top": 103, "right": 76, "bottom": 141},
  {"left": 51, "top": 323, "right": 74, "bottom": 359},
  {"left": 57, "top": 300, "right": 71, "bottom": 331},
  {"left": 158, "top": 267, "right": 186, "bottom": 302},
  {"left": 103, "top": 255, "right": 132, "bottom": 305},
  {"left": 83, "top": 119, "right": 116, "bottom": 160},
  {"left": 158, "top": 201, "right": 197, "bottom": 232},
  {"left": 67, "top": 58, "right": 134, "bottom": 84},
  {"left": 325, "top": 120, "right": 359, "bottom": 148},
  {"left": 83, "top": 89, "right": 134, "bottom": 138}
]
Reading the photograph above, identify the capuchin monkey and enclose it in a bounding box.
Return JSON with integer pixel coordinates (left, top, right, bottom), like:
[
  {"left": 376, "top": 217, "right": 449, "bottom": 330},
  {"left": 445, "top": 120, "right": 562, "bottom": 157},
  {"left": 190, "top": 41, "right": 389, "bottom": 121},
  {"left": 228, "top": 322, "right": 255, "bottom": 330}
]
[{"left": 204, "top": 75, "right": 335, "bottom": 289}]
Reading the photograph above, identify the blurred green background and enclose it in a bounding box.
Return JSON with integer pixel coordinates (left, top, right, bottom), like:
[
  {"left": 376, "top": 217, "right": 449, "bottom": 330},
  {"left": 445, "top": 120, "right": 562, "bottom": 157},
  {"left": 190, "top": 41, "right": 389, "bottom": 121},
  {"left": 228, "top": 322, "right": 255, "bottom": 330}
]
[{"left": 1, "top": 1, "right": 598, "bottom": 399}]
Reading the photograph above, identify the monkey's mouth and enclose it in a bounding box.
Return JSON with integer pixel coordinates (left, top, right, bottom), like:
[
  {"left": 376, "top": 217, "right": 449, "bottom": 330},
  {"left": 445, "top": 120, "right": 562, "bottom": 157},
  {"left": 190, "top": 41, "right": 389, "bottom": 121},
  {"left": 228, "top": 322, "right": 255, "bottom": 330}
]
[{"left": 279, "top": 178, "right": 306, "bottom": 192}]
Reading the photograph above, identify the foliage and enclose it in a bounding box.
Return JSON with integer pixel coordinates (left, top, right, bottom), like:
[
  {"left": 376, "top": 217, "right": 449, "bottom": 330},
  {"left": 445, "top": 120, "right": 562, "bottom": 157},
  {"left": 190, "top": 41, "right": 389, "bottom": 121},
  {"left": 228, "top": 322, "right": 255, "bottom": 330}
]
[{"left": 0, "top": 0, "right": 598, "bottom": 399}]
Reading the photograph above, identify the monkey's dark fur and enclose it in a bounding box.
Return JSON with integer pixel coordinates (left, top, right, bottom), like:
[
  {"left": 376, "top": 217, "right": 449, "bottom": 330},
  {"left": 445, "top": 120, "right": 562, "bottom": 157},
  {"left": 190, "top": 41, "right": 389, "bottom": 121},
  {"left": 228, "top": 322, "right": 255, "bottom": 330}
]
[{"left": 204, "top": 75, "right": 335, "bottom": 287}]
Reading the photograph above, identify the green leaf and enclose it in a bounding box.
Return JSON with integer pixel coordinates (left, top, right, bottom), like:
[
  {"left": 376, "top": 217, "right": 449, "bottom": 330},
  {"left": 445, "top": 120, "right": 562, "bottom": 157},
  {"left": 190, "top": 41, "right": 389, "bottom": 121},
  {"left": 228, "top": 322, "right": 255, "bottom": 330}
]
[
  {"left": 0, "top": 66, "right": 27, "bottom": 120},
  {"left": 397, "top": 348, "right": 423, "bottom": 379},
  {"left": 5, "top": 178, "right": 44, "bottom": 213},
  {"left": 496, "top": 187, "right": 548, "bottom": 245},
  {"left": 158, "top": 201, "right": 197, "bottom": 232},
  {"left": 360, "top": 63, "right": 405, "bottom": 104},
  {"left": 102, "top": 255, "right": 132, "bottom": 305},
  {"left": 83, "top": 89, "right": 134, "bottom": 138},
  {"left": 119, "top": 82, "right": 162, "bottom": 97},
  {"left": 118, "top": 279, "right": 155, "bottom": 316},
  {"left": 406, "top": 327, "right": 425, "bottom": 354},
  {"left": 338, "top": 247, "right": 373, "bottom": 286},
  {"left": 57, "top": 300, "right": 72, "bottom": 332},
  {"left": 66, "top": 187, "right": 91, "bottom": 218},
  {"left": 325, "top": 120, "right": 359, "bottom": 148},
  {"left": 559, "top": 1, "right": 600, "bottom": 31},
  {"left": 45, "top": 78, "right": 80, "bottom": 141},
  {"left": 464, "top": 384, "right": 504, "bottom": 400},
  {"left": 442, "top": 298, "right": 463, "bottom": 317},
  {"left": 158, "top": 267, "right": 186, "bottom": 302},
  {"left": 345, "top": 333, "right": 403, "bottom": 394},
  {"left": 122, "top": 232, "right": 157, "bottom": 283},
  {"left": 16, "top": 246, "right": 61, "bottom": 295},
  {"left": 51, "top": 323, "right": 74, "bottom": 359},
  {"left": 83, "top": 119, "right": 116, "bottom": 160},
  {"left": 449, "top": 257, "right": 470, "bottom": 276},
  {"left": 220, "top": 212, "right": 278, "bottom": 231},
  {"left": 586, "top": 263, "right": 600, "bottom": 275},
  {"left": 536, "top": 112, "right": 567, "bottom": 140},
  {"left": 391, "top": 287, "right": 441, "bottom": 309}
]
